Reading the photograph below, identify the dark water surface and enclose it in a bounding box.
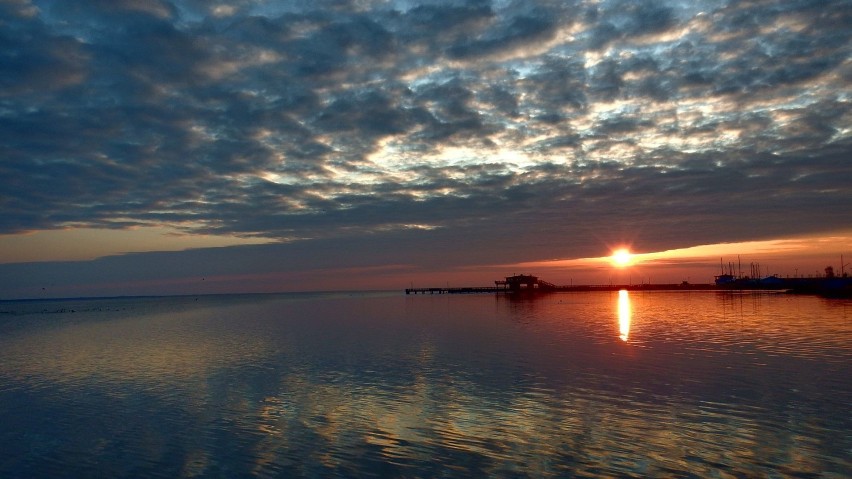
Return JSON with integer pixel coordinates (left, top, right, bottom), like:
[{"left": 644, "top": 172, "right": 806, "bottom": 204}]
[{"left": 0, "top": 291, "right": 849, "bottom": 478}]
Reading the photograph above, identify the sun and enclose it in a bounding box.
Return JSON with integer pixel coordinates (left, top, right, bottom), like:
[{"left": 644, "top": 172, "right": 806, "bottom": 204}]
[{"left": 611, "top": 248, "right": 633, "bottom": 267}]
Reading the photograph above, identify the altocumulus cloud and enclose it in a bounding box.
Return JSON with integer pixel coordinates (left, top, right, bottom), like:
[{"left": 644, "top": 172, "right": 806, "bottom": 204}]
[{"left": 1, "top": 0, "right": 851, "bottom": 271}]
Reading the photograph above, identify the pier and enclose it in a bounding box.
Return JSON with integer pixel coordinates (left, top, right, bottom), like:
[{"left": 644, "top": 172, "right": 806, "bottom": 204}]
[
  {"left": 406, "top": 274, "right": 717, "bottom": 295},
  {"left": 405, "top": 286, "right": 503, "bottom": 294},
  {"left": 406, "top": 273, "right": 852, "bottom": 297}
]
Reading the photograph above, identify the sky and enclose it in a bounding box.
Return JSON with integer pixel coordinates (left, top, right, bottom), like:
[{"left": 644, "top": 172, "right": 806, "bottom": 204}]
[{"left": 1, "top": 0, "right": 851, "bottom": 299}]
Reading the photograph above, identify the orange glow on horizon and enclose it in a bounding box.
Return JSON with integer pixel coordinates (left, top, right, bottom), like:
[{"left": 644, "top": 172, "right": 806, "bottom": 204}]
[{"left": 498, "top": 231, "right": 852, "bottom": 284}]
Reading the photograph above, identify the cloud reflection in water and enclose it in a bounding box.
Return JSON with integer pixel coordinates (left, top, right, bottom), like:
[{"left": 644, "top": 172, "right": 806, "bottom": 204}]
[{"left": 0, "top": 292, "right": 849, "bottom": 477}]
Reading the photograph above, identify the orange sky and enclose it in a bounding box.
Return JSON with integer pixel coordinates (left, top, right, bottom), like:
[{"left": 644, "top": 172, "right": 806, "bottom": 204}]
[
  {"left": 0, "top": 228, "right": 849, "bottom": 299},
  {"left": 486, "top": 231, "right": 852, "bottom": 286}
]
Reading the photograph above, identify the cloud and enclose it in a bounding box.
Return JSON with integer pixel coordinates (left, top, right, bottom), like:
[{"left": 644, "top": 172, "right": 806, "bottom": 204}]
[
  {"left": 446, "top": 10, "right": 559, "bottom": 59},
  {"left": 0, "top": 0, "right": 850, "bottom": 294}
]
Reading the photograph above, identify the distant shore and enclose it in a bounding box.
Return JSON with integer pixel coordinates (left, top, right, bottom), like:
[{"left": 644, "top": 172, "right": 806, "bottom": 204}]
[
  {"left": 407, "top": 275, "right": 852, "bottom": 298},
  {"left": 406, "top": 283, "right": 716, "bottom": 295}
]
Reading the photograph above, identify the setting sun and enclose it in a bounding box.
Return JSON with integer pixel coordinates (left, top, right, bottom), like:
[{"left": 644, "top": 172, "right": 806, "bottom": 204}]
[{"left": 611, "top": 248, "right": 633, "bottom": 267}]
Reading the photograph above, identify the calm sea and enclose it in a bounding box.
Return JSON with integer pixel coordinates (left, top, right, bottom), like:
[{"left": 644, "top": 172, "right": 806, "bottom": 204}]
[{"left": 0, "top": 291, "right": 849, "bottom": 478}]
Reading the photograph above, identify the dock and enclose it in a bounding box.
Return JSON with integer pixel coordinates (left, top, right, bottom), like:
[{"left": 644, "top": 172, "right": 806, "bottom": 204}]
[
  {"left": 405, "top": 287, "right": 503, "bottom": 294},
  {"left": 406, "top": 274, "right": 717, "bottom": 295},
  {"left": 406, "top": 273, "right": 851, "bottom": 297}
]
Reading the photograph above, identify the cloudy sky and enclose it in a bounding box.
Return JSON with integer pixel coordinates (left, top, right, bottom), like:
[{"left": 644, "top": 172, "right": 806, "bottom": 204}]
[{"left": 1, "top": 0, "right": 851, "bottom": 298}]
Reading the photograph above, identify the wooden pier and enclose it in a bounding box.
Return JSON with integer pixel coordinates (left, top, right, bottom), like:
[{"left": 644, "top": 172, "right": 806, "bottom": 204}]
[
  {"left": 405, "top": 286, "right": 503, "bottom": 294},
  {"left": 406, "top": 273, "right": 851, "bottom": 297},
  {"left": 406, "top": 274, "right": 718, "bottom": 295}
]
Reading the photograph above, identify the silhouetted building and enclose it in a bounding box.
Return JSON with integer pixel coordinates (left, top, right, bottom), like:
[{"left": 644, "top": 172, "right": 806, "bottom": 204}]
[{"left": 495, "top": 274, "right": 555, "bottom": 291}]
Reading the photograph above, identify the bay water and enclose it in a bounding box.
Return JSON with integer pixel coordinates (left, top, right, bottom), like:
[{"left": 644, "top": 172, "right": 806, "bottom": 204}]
[{"left": 0, "top": 291, "right": 849, "bottom": 477}]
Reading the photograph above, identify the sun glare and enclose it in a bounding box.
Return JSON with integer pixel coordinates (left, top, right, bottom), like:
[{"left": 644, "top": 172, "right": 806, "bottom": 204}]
[{"left": 611, "top": 248, "right": 633, "bottom": 267}]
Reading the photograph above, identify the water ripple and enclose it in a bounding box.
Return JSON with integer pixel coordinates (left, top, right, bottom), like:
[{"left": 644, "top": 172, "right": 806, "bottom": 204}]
[{"left": 0, "top": 292, "right": 849, "bottom": 477}]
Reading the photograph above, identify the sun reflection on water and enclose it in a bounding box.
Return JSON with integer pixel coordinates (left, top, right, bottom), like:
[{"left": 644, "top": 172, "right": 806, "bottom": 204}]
[
  {"left": 618, "top": 289, "right": 631, "bottom": 341},
  {"left": 1, "top": 293, "right": 850, "bottom": 478}
]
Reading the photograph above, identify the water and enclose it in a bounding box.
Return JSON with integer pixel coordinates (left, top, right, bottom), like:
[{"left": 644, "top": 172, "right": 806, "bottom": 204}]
[{"left": 0, "top": 291, "right": 849, "bottom": 478}]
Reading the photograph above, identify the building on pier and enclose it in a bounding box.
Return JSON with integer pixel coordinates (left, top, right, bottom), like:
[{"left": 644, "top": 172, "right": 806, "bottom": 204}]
[{"left": 495, "top": 274, "right": 556, "bottom": 292}]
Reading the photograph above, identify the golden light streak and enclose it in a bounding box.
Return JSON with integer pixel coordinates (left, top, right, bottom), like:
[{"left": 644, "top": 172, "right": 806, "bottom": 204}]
[
  {"left": 618, "top": 290, "right": 631, "bottom": 342},
  {"left": 0, "top": 227, "right": 276, "bottom": 263}
]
